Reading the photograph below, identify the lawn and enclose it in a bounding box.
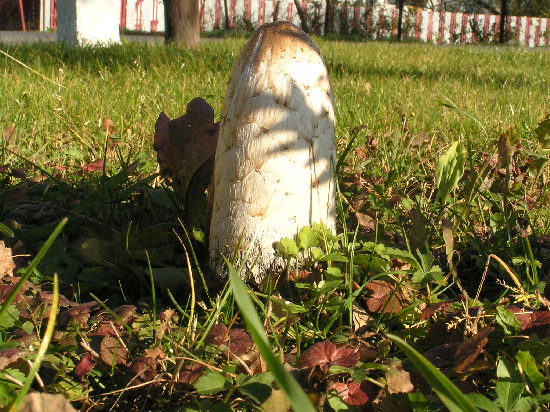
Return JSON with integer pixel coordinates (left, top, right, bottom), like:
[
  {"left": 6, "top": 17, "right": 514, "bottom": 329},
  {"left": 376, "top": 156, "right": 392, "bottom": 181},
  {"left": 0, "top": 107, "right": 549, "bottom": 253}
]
[{"left": 0, "top": 36, "right": 549, "bottom": 410}]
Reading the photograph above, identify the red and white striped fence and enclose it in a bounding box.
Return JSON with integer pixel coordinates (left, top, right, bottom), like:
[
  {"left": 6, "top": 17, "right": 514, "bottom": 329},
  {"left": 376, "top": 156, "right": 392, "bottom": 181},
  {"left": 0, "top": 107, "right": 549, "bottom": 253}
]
[{"left": 42, "top": 0, "right": 550, "bottom": 47}]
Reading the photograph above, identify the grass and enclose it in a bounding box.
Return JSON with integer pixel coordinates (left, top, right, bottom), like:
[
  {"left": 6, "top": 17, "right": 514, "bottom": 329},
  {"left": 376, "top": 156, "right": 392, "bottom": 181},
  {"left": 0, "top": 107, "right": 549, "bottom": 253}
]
[{"left": 0, "top": 37, "right": 549, "bottom": 410}]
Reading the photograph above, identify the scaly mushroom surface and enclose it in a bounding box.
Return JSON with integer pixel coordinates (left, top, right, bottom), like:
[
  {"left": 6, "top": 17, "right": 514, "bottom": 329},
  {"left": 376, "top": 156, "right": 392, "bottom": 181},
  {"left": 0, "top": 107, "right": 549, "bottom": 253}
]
[{"left": 209, "top": 21, "right": 336, "bottom": 284}]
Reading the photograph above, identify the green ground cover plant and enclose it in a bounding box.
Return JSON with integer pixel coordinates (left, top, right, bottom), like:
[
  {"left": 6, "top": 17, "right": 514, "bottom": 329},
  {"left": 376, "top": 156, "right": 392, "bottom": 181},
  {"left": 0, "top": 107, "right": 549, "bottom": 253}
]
[{"left": 0, "top": 37, "right": 549, "bottom": 410}]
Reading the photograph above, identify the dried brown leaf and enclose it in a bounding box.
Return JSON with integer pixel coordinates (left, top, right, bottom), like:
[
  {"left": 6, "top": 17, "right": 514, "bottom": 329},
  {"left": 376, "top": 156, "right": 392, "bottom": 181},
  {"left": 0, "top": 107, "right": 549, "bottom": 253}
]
[
  {"left": 3, "top": 124, "right": 15, "bottom": 142},
  {"left": 81, "top": 159, "right": 104, "bottom": 173},
  {"left": 363, "top": 280, "right": 408, "bottom": 314},
  {"left": 423, "top": 342, "right": 460, "bottom": 368},
  {"left": 73, "top": 353, "right": 96, "bottom": 378},
  {"left": 0, "top": 348, "right": 30, "bottom": 369},
  {"left": 127, "top": 357, "right": 157, "bottom": 383},
  {"left": 153, "top": 97, "right": 219, "bottom": 195},
  {"left": 18, "top": 392, "right": 77, "bottom": 412},
  {"left": 0, "top": 241, "right": 15, "bottom": 278},
  {"left": 384, "top": 360, "right": 414, "bottom": 394},
  {"left": 508, "top": 307, "right": 550, "bottom": 338},
  {"left": 91, "top": 336, "right": 129, "bottom": 366},
  {"left": 178, "top": 362, "right": 205, "bottom": 385},
  {"left": 454, "top": 327, "right": 493, "bottom": 373},
  {"left": 101, "top": 118, "right": 117, "bottom": 135}
]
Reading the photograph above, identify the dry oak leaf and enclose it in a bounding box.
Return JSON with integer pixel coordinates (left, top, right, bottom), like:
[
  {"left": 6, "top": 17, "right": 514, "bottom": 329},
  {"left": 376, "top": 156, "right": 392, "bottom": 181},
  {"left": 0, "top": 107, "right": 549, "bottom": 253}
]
[
  {"left": 453, "top": 327, "right": 493, "bottom": 373},
  {"left": 0, "top": 241, "right": 15, "bottom": 278},
  {"left": 153, "top": 97, "right": 219, "bottom": 195},
  {"left": 363, "top": 280, "right": 408, "bottom": 314},
  {"left": 298, "top": 341, "right": 360, "bottom": 373}
]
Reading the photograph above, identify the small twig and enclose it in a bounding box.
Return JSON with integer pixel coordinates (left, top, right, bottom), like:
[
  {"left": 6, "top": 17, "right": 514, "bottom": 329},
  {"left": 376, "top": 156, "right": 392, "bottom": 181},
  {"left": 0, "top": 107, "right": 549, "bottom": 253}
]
[
  {"left": 2, "top": 372, "right": 24, "bottom": 387},
  {"left": 26, "top": 359, "right": 44, "bottom": 388},
  {"left": 88, "top": 378, "right": 169, "bottom": 398},
  {"left": 0, "top": 49, "right": 65, "bottom": 88},
  {"left": 109, "top": 321, "right": 129, "bottom": 350},
  {"left": 80, "top": 337, "right": 100, "bottom": 358},
  {"left": 174, "top": 356, "right": 237, "bottom": 379}
]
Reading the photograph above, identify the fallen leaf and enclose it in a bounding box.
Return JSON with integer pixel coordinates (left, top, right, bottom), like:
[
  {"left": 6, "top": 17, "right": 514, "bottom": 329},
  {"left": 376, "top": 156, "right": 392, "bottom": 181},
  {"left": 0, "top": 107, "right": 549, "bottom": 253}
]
[
  {"left": 90, "top": 336, "right": 129, "bottom": 366},
  {"left": 423, "top": 342, "right": 460, "bottom": 368},
  {"left": 298, "top": 341, "right": 359, "bottom": 373},
  {"left": 127, "top": 357, "right": 157, "bottom": 383},
  {"left": 3, "top": 124, "right": 15, "bottom": 142},
  {"left": 101, "top": 118, "right": 117, "bottom": 135},
  {"left": 73, "top": 353, "right": 96, "bottom": 378},
  {"left": 0, "top": 241, "right": 15, "bottom": 278},
  {"left": 0, "top": 348, "right": 30, "bottom": 369},
  {"left": 17, "top": 392, "right": 77, "bottom": 412},
  {"left": 81, "top": 159, "right": 104, "bottom": 172},
  {"left": 352, "top": 302, "right": 374, "bottom": 332},
  {"left": 454, "top": 327, "right": 493, "bottom": 373},
  {"left": 153, "top": 97, "right": 219, "bottom": 196},
  {"left": 332, "top": 381, "right": 371, "bottom": 406},
  {"left": 178, "top": 362, "right": 205, "bottom": 385},
  {"left": 384, "top": 359, "right": 414, "bottom": 394},
  {"left": 363, "top": 280, "right": 408, "bottom": 314},
  {"left": 508, "top": 307, "right": 550, "bottom": 338},
  {"left": 57, "top": 301, "right": 99, "bottom": 328}
]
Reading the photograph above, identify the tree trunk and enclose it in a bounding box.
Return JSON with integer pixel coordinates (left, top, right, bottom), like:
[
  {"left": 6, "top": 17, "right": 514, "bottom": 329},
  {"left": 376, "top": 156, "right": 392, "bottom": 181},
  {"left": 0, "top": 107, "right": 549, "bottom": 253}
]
[
  {"left": 209, "top": 22, "right": 336, "bottom": 285},
  {"left": 397, "top": 0, "right": 405, "bottom": 41},
  {"left": 223, "top": 0, "right": 230, "bottom": 29},
  {"left": 499, "top": 0, "right": 507, "bottom": 44},
  {"left": 294, "top": 0, "right": 309, "bottom": 32},
  {"left": 164, "top": 0, "right": 200, "bottom": 47}
]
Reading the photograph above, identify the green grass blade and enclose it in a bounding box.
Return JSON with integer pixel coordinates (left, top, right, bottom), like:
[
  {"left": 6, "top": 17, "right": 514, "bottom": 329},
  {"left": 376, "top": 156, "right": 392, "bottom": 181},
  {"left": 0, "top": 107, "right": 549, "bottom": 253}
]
[
  {"left": 8, "top": 274, "right": 59, "bottom": 412},
  {"left": 228, "top": 260, "right": 316, "bottom": 412},
  {"left": 386, "top": 334, "right": 479, "bottom": 412},
  {"left": 0, "top": 218, "right": 68, "bottom": 321}
]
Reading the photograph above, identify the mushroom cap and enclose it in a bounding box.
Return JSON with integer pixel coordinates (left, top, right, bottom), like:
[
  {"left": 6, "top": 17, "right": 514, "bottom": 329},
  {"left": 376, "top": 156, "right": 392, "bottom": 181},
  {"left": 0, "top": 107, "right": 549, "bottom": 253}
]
[{"left": 210, "top": 22, "right": 336, "bottom": 283}]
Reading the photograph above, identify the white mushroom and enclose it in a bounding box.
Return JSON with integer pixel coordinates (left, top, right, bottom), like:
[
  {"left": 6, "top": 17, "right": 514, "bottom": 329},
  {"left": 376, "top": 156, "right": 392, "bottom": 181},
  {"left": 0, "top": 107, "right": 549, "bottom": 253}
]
[{"left": 209, "top": 21, "right": 336, "bottom": 284}]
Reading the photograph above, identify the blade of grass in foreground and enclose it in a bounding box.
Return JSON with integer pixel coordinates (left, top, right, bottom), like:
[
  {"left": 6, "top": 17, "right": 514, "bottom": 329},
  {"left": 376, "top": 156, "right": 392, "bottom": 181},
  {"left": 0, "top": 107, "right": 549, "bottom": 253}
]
[
  {"left": 9, "top": 274, "right": 59, "bottom": 412},
  {"left": 0, "top": 218, "right": 67, "bottom": 321},
  {"left": 227, "top": 260, "right": 316, "bottom": 412},
  {"left": 387, "top": 334, "right": 478, "bottom": 412}
]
